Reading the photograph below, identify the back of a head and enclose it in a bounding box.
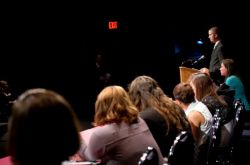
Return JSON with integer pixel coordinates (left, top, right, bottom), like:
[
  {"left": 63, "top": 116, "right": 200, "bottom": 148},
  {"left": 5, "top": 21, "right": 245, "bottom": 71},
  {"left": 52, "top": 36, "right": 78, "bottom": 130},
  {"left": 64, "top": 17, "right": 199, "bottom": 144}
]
[
  {"left": 173, "top": 83, "right": 195, "bottom": 104},
  {"left": 8, "top": 88, "right": 81, "bottom": 165},
  {"left": 94, "top": 85, "right": 139, "bottom": 126},
  {"left": 128, "top": 75, "right": 162, "bottom": 110},
  {"left": 189, "top": 73, "right": 216, "bottom": 101},
  {"left": 128, "top": 75, "right": 190, "bottom": 135}
]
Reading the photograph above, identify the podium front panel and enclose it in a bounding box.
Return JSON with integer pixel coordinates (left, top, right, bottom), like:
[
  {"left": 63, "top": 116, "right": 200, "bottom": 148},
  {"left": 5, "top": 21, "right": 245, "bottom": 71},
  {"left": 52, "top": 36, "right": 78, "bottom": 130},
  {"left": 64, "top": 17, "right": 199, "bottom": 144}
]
[{"left": 179, "top": 67, "right": 199, "bottom": 83}]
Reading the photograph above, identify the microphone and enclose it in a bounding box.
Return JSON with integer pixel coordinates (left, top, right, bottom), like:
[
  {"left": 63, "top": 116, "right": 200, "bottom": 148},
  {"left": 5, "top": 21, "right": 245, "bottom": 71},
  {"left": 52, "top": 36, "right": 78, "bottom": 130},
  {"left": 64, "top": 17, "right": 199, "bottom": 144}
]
[{"left": 192, "top": 55, "right": 205, "bottom": 65}]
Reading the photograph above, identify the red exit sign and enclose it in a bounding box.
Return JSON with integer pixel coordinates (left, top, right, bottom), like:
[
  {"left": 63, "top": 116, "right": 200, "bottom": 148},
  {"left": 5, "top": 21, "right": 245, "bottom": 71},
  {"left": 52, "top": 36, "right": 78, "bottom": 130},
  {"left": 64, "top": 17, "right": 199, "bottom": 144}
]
[{"left": 108, "top": 21, "right": 118, "bottom": 30}]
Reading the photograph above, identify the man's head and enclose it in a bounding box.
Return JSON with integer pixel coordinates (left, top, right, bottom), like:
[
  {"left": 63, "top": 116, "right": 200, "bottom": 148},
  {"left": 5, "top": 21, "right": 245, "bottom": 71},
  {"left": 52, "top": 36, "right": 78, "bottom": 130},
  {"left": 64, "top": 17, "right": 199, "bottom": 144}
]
[{"left": 208, "top": 26, "right": 221, "bottom": 44}]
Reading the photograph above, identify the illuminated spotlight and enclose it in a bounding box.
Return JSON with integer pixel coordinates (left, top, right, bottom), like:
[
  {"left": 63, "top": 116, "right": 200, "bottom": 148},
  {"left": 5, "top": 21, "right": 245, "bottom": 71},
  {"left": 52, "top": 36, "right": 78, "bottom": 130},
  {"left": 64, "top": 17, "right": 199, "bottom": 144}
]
[{"left": 196, "top": 39, "right": 203, "bottom": 45}]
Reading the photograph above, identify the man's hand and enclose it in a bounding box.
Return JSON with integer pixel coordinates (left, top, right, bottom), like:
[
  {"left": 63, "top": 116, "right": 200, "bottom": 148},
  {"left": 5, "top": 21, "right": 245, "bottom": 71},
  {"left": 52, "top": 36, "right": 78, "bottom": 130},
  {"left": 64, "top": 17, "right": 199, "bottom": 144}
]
[{"left": 200, "top": 68, "right": 210, "bottom": 76}]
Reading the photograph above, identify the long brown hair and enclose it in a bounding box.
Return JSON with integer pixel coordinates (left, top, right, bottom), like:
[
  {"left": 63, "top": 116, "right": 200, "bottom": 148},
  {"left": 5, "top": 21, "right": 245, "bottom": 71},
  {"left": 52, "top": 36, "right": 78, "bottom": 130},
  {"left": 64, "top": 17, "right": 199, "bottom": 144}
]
[
  {"left": 128, "top": 75, "right": 190, "bottom": 135},
  {"left": 221, "top": 58, "right": 237, "bottom": 77},
  {"left": 189, "top": 73, "right": 227, "bottom": 106}
]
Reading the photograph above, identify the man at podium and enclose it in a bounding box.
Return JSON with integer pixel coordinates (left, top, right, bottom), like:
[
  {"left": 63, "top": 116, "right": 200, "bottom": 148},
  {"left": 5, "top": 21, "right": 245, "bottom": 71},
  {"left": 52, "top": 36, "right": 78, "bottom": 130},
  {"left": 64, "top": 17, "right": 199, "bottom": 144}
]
[{"left": 200, "top": 26, "right": 225, "bottom": 86}]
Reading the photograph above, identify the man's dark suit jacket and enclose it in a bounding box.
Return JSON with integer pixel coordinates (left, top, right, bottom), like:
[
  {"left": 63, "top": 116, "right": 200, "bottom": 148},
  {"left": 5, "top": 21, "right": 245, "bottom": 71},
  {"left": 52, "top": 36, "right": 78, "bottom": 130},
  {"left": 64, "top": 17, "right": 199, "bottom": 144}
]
[{"left": 209, "top": 41, "right": 224, "bottom": 85}]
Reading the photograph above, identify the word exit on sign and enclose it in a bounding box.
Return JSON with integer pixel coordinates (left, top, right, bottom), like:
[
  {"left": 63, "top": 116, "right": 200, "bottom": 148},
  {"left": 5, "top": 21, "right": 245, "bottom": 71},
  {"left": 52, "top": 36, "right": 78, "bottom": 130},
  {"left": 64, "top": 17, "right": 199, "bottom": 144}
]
[{"left": 108, "top": 21, "right": 118, "bottom": 30}]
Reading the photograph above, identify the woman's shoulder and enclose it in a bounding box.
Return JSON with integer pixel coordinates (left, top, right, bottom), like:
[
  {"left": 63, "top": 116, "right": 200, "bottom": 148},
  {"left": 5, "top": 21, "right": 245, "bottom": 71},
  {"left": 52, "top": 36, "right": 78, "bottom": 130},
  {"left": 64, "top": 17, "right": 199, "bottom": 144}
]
[
  {"left": 140, "top": 108, "right": 164, "bottom": 121},
  {"left": 227, "top": 75, "right": 240, "bottom": 81}
]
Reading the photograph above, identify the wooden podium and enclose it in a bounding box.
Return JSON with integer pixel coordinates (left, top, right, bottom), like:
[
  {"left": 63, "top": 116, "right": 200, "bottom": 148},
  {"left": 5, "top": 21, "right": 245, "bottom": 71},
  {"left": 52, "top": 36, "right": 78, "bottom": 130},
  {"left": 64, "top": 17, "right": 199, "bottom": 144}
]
[{"left": 179, "top": 66, "right": 199, "bottom": 83}]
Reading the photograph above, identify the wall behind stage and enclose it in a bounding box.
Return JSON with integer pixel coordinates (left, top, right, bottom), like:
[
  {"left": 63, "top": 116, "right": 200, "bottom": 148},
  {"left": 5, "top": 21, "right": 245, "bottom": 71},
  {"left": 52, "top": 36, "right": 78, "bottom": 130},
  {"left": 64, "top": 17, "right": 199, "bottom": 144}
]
[{"left": 1, "top": 3, "right": 249, "bottom": 119}]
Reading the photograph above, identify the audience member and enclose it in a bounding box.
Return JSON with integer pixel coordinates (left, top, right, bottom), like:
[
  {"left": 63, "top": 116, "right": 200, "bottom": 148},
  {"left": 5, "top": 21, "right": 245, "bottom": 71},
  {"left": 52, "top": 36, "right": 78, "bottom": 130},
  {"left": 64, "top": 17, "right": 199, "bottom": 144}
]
[
  {"left": 173, "top": 83, "right": 212, "bottom": 141},
  {"left": 220, "top": 58, "right": 250, "bottom": 111},
  {"left": 128, "top": 75, "right": 192, "bottom": 157},
  {"left": 8, "top": 88, "right": 81, "bottom": 165},
  {"left": 173, "top": 82, "right": 212, "bottom": 164},
  {"left": 0, "top": 80, "right": 15, "bottom": 123},
  {"left": 78, "top": 85, "right": 163, "bottom": 165},
  {"left": 189, "top": 73, "right": 234, "bottom": 148}
]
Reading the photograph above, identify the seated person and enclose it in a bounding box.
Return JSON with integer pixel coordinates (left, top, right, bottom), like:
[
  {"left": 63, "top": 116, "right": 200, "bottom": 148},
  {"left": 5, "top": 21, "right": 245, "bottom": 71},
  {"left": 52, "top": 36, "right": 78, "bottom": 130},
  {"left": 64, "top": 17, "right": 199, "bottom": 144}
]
[
  {"left": 0, "top": 80, "right": 15, "bottom": 122},
  {"left": 8, "top": 88, "right": 81, "bottom": 165},
  {"left": 173, "top": 82, "right": 212, "bottom": 165},
  {"left": 128, "top": 75, "right": 191, "bottom": 157},
  {"left": 189, "top": 73, "right": 235, "bottom": 163},
  {"left": 220, "top": 58, "right": 250, "bottom": 111},
  {"left": 78, "top": 86, "right": 163, "bottom": 165},
  {"left": 173, "top": 83, "right": 212, "bottom": 142}
]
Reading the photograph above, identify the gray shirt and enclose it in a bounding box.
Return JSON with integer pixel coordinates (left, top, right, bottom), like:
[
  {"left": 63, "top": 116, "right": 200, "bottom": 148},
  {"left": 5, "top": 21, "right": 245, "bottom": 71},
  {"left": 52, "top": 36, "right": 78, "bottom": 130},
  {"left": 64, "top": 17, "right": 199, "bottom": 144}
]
[{"left": 79, "top": 118, "right": 163, "bottom": 165}]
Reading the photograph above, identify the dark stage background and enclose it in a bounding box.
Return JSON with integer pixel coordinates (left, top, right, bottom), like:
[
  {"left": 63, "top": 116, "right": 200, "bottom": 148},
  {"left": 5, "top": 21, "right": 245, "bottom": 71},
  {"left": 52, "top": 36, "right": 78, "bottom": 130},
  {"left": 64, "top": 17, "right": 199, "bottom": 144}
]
[{"left": 1, "top": 2, "right": 249, "bottom": 120}]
